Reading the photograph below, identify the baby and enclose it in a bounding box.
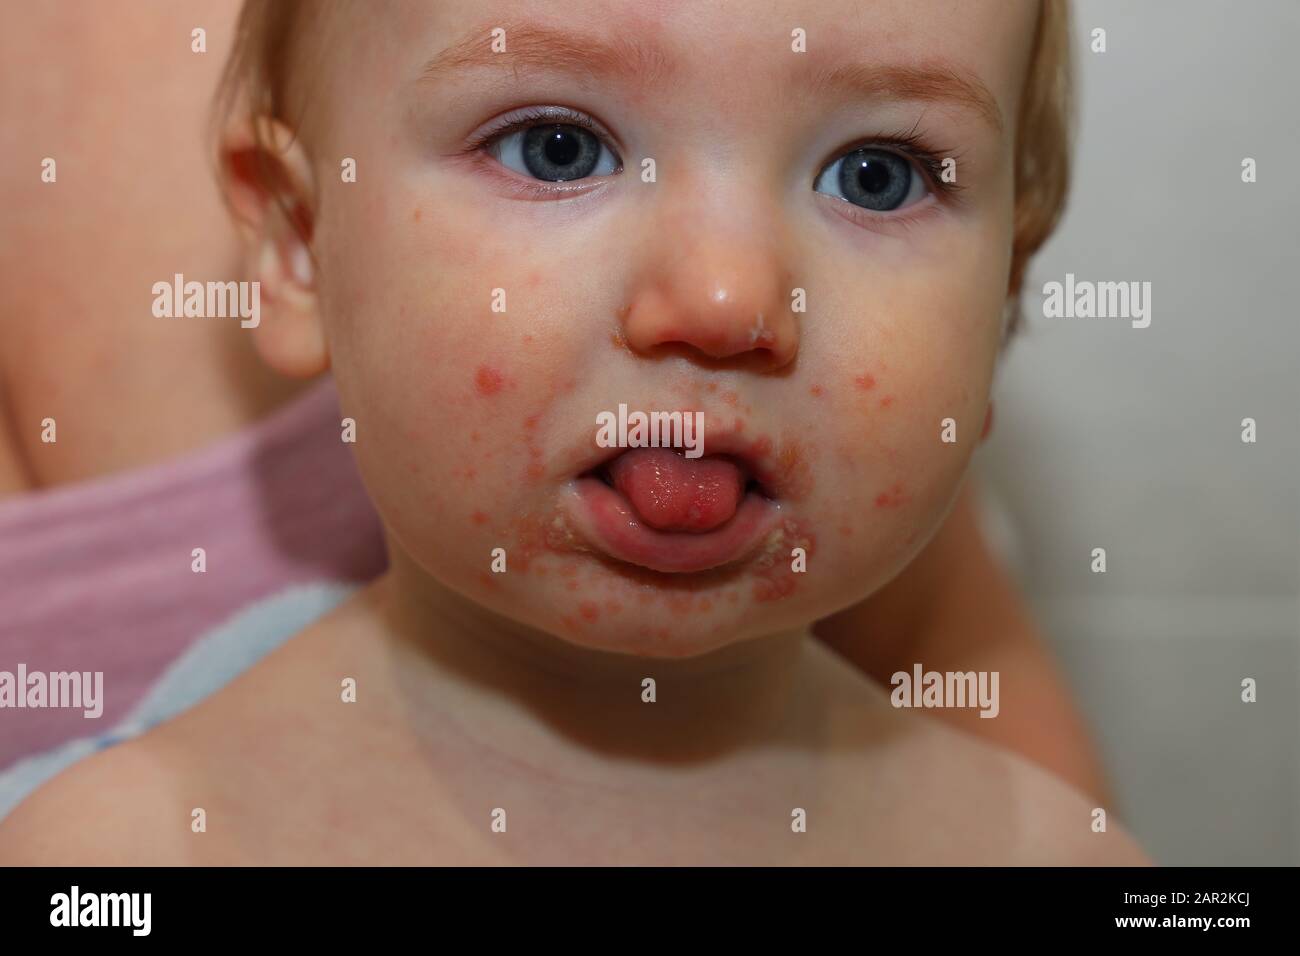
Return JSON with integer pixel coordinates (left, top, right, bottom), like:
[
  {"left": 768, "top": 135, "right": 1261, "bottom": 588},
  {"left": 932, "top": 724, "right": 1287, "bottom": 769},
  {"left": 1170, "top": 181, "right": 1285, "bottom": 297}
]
[{"left": 0, "top": 0, "right": 1146, "bottom": 864}]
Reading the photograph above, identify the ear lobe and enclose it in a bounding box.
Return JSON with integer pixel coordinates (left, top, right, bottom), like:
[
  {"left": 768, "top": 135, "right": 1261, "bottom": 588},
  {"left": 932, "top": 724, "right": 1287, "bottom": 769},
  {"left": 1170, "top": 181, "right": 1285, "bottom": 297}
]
[{"left": 218, "top": 118, "right": 328, "bottom": 378}]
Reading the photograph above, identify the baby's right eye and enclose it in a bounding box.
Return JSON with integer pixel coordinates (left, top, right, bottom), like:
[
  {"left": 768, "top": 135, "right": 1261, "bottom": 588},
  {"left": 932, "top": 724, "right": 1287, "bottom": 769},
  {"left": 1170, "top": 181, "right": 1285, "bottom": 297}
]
[{"left": 485, "top": 114, "right": 622, "bottom": 183}]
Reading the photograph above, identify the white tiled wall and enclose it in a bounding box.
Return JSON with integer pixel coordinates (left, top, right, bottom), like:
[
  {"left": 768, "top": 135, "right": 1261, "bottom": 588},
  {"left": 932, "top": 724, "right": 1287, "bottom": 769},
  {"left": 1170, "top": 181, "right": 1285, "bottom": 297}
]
[{"left": 973, "top": 0, "right": 1300, "bottom": 865}]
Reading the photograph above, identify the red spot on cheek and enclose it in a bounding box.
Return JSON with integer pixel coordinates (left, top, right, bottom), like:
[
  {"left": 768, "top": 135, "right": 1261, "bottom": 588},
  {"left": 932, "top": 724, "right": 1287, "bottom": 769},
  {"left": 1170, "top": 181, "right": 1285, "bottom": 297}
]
[
  {"left": 579, "top": 601, "right": 600, "bottom": 622},
  {"left": 854, "top": 373, "right": 876, "bottom": 391},
  {"left": 475, "top": 365, "right": 505, "bottom": 396},
  {"left": 874, "top": 482, "right": 908, "bottom": 509},
  {"left": 412, "top": 207, "right": 422, "bottom": 222},
  {"left": 723, "top": 390, "right": 739, "bottom": 407},
  {"left": 471, "top": 510, "right": 490, "bottom": 526},
  {"left": 519, "top": 409, "right": 551, "bottom": 481},
  {"left": 879, "top": 395, "right": 894, "bottom": 409},
  {"left": 810, "top": 384, "right": 825, "bottom": 397}
]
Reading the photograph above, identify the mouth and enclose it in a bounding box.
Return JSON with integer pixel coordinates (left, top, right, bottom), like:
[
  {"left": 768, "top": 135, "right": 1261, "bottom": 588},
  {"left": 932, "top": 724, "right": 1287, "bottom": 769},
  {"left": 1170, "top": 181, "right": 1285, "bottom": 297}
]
[{"left": 564, "top": 436, "right": 782, "bottom": 574}]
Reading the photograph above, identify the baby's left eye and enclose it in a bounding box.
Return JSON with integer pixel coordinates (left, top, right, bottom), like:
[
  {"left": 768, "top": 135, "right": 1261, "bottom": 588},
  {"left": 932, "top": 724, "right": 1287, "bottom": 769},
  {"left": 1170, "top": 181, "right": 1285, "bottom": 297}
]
[{"left": 814, "top": 147, "right": 929, "bottom": 212}]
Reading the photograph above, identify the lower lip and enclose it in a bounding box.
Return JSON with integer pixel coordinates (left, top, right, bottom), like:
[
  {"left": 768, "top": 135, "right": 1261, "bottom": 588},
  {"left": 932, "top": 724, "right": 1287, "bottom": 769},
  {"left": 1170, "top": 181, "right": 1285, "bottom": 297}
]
[{"left": 565, "top": 475, "right": 781, "bottom": 574}]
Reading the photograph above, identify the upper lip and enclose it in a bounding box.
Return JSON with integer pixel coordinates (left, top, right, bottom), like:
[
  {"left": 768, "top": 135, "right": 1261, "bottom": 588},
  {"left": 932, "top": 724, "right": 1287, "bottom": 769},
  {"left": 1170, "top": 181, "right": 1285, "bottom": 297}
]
[{"left": 568, "top": 414, "right": 783, "bottom": 499}]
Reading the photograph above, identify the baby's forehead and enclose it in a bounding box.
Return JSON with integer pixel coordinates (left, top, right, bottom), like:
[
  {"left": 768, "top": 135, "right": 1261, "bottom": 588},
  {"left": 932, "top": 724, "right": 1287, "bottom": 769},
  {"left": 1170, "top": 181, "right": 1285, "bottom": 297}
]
[{"left": 358, "top": 0, "right": 1035, "bottom": 128}]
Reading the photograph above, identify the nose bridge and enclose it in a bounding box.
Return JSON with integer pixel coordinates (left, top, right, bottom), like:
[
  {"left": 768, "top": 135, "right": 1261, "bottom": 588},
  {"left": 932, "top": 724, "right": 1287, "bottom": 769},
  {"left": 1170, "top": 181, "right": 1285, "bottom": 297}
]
[{"left": 620, "top": 168, "right": 799, "bottom": 368}]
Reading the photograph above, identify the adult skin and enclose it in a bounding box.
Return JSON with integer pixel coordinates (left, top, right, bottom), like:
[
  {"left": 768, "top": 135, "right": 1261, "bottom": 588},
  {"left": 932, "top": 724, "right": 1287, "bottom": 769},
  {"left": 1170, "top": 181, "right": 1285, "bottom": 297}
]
[
  {"left": 0, "top": 0, "right": 1107, "bottom": 802},
  {"left": 0, "top": 0, "right": 305, "bottom": 495}
]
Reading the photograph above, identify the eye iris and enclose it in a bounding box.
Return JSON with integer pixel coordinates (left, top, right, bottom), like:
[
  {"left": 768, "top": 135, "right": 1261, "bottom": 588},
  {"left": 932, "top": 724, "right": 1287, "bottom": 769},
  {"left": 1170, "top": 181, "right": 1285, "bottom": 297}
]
[
  {"left": 523, "top": 124, "right": 600, "bottom": 181},
  {"left": 839, "top": 148, "right": 910, "bottom": 211}
]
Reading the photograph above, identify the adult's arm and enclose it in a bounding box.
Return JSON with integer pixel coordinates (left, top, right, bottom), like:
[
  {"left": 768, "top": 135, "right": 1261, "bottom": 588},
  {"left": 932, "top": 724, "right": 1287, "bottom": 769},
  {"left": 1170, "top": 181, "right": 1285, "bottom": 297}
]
[{"left": 815, "top": 478, "right": 1111, "bottom": 803}]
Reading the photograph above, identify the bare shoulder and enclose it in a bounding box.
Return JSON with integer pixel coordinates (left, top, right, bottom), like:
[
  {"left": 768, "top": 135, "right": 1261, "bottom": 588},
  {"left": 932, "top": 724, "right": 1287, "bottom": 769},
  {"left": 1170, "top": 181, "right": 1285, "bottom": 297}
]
[
  {"left": 0, "top": 735, "right": 199, "bottom": 866},
  {"left": 806, "top": 642, "right": 1150, "bottom": 865},
  {"left": 990, "top": 744, "right": 1151, "bottom": 866},
  {"left": 860, "top": 712, "right": 1149, "bottom": 864},
  {"left": 1, "top": 593, "right": 389, "bottom": 866}
]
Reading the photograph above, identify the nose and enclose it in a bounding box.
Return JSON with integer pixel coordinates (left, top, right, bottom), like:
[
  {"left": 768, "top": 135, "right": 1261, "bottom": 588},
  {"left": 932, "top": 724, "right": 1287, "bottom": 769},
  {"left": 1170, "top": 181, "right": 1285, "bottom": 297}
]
[{"left": 620, "top": 213, "right": 799, "bottom": 370}]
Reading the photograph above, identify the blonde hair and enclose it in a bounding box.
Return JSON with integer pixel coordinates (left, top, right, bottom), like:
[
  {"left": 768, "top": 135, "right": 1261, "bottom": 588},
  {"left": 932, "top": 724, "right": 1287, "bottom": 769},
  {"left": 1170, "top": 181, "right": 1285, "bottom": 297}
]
[
  {"left": 1006, "top": 0, "right": 1074, "bottom": 338},
  {"left": 216, "top": 1, "right": 1074, "bottom": 338}
]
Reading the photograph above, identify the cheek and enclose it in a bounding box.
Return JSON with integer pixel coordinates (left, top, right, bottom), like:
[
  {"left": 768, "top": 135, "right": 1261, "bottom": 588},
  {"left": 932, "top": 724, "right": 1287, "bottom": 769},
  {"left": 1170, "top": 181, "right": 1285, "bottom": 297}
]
[
  {"left": 319, "top": 201, "right": 565, "bottom": 525},
  {"left": 811, "top": 247, "right": 1001, "bottom": 563}
]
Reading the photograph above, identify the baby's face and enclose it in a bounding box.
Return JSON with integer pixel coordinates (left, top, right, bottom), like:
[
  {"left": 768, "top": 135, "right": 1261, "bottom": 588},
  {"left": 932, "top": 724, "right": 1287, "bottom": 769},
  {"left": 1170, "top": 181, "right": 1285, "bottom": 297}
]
[{"left": 306, "top": 0, "right": 1037, "bottom": 656}]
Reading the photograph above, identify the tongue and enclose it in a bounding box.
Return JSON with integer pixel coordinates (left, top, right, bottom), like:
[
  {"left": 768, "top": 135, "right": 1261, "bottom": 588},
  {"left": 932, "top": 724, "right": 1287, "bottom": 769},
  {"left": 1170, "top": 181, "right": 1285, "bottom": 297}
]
[{"left": 607, "top": 448, "right": 746, "bottom": 533}]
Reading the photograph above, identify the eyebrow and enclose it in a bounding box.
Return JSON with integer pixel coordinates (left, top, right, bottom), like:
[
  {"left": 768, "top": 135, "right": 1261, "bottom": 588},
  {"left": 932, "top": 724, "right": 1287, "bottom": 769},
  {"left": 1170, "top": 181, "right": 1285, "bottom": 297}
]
[
  {"left": 419, "top": 21, "right": 1004, "bottom": 134},
  {"left": 418, "top": 20, "right": 677, "bottom": 89},
  {"left": 803, "top": 62, "right": 1004, "bottom": 134}
]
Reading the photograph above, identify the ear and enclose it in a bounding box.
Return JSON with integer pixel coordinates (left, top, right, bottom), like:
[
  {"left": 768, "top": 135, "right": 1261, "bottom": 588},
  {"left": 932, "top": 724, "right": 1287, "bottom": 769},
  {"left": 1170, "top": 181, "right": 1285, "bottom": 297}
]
[{"left": 219, "top": 118, "right": 328, "bottom": 378}]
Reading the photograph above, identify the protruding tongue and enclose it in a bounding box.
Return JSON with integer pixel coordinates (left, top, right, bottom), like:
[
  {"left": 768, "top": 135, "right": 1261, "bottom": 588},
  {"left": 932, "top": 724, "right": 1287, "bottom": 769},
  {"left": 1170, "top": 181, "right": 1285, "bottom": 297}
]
[{"left": 607, "top": 448, "right": 746, "bottom": 533}]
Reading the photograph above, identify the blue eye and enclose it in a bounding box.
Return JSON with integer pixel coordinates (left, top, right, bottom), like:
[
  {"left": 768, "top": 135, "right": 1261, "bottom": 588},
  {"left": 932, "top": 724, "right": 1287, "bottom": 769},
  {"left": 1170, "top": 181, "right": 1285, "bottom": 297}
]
[
  {"left": 489, "top": 123, "right": 621, "bottom": 182},
  {"left": 814, "top": 147, "right": 928, "bottom": 212}
]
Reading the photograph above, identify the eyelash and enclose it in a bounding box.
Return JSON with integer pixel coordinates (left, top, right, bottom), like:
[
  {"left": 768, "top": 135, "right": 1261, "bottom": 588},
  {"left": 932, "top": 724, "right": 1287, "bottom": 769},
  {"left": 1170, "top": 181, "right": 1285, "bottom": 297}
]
[
  {"left": 459, "top": 106, "right": 619, "bottom": 199},
  {"left": 837, "top": 128, "right": 967, "bottom": 202},
  {"left": 464, "top": 107, "right": 966, "bottom": 209},
  {"left": 462, "top": 106, "right": 614, "bottom": 158},
  {"left": 814, "top": 127, "right": 968, "bottom": 231}
]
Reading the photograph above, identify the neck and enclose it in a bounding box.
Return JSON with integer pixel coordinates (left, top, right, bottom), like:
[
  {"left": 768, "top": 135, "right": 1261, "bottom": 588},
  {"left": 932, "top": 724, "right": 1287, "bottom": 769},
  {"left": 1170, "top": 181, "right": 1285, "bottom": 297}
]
[{"left": 373, "top": 547, "right": 813, "bottom": 772}]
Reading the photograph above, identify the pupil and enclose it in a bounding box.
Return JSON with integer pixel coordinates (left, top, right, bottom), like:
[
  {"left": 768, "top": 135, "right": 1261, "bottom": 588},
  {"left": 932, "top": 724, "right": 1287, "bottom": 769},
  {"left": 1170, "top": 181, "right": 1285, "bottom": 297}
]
[
  {"left": 857, "top": 158, "right": 891, "bottom": 194},
  {"left": 545, "top": 128, "right": 580, "bottom": 166}
]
